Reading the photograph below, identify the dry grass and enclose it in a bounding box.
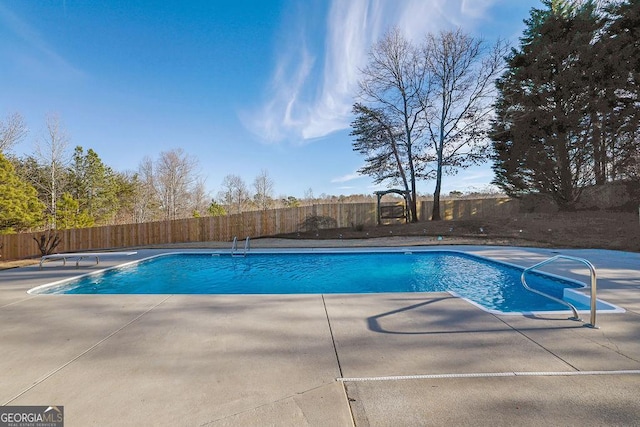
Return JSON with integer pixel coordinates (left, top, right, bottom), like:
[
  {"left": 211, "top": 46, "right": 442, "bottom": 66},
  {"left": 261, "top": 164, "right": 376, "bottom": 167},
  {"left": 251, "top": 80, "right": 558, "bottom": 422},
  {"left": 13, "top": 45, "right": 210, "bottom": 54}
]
[{"left": 0, "top": 259, "right": 39, "bottom": 271}]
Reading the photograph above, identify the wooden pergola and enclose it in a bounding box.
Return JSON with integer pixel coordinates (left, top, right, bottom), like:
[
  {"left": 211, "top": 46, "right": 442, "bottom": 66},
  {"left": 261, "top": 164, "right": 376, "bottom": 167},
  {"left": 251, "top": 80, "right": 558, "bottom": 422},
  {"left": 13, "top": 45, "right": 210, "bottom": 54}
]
[{"left": 374, "top": 189, "right": 410, "bottom": 225}]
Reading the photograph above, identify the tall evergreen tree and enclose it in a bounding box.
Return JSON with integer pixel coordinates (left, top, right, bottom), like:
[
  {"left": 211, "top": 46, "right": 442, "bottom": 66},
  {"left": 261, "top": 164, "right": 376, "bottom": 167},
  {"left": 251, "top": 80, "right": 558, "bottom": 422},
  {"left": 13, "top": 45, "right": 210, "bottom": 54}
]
[
  {"left": 491, "top": 0, "right": 602, "bottom": 210},
  {"left": 592, "top": 0, "right": 640, "bottom": 182},
  {"left": 110, "top": 171, "right": 140, "bottom": 224},
  {"left": 56, "top": 192, "right": 94, "bottom": 230},
  {"left": 69, "top": 146, "right": 119, "bottom": 224},
  {"left": 0, "top": 153, "right": 45, "bottom": 233}
]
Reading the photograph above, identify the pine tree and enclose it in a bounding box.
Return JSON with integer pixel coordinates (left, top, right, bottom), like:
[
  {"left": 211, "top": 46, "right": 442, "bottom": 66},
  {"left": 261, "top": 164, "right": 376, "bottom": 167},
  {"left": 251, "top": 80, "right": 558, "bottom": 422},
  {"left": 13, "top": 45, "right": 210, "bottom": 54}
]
[
  {"left": 492, "top": 0, "right": 640, "bottom": 209},
  {"left": 0, "top": 153, "right": 45, "bottom": 233},
  {"left": 69, "top": 146, "right": 119, "bottom": 224},
  {"left": 593, "top": 0, "right": 640, "bottom": 181},
  {"left": 351, "top": 102, "right": 416, "bottom": 218},
  {"left": 56, "top": 192, "right": 94, "bottom": 229},
  {"left": 491, "top": 0, "right": 602, "bottom": 210}
]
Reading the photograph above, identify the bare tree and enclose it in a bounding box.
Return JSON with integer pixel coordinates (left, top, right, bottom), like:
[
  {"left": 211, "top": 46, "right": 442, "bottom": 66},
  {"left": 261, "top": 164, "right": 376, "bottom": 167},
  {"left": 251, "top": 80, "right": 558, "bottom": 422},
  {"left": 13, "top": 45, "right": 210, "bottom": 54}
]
[
  {"left": 190, "top": 177, "right": 211, "bottom": 217},
  {"left": 155, "top": 148, "right": 199, "bottom": 220},
  {"left": 303, "top": 187, "right": 315, "bottom": 203},
  {"left": 422, "top": 29, "right": 508, "bottom": 220},
  {"left": 351, "top": 28, "right": 429, "bottom": 222},
  {"left": 0, "top": 112, "right": 28, "bottom": 153},
  {"left": 253, "top": 169, "right": 274, "bottom": 211},
  {"left": 132, "top": 156, "right": 159, "bottom": 223},
  {"left": 34, "top": 114, "right": 71, "bottom": 228},
  {"left": 219, "top": 174, "right": 250, "bottom": 214}
]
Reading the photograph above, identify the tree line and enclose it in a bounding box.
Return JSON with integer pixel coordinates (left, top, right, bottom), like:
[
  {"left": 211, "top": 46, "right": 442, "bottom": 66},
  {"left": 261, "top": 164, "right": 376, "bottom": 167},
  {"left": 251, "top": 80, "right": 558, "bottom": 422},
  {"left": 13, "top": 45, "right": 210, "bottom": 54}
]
[
  {"left": 1, "top": 114, "right": 307, "bottom": 234},
  {"left": 2, "top": 114, "right": 435, "bottom": 234},
  {"left": 1, "top": 106, "right": 497, "bottom": 235},
  {"left": 0, "top": 113, "right": 206, "bottom": 232},
  {"left": 351, "top": 0, "right": 639, "bottom": 217}
]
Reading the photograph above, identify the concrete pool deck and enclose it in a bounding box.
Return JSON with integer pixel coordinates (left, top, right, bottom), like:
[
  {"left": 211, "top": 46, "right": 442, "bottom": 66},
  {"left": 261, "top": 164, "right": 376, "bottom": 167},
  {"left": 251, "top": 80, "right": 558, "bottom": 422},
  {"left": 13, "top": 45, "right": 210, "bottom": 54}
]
[{"left": 1, "top": 241, "right": 639, "bottom": 426}]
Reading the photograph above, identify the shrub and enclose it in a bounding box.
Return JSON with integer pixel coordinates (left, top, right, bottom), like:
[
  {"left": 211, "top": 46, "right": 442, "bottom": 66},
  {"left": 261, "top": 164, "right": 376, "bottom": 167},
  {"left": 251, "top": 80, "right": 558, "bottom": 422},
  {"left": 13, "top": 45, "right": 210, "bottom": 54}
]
[
  {"left": 33, "top": 230, "right": 61, "bottom": 256},
  {"left": 299, "top": 215, "right": 337, "bottom": 232}
]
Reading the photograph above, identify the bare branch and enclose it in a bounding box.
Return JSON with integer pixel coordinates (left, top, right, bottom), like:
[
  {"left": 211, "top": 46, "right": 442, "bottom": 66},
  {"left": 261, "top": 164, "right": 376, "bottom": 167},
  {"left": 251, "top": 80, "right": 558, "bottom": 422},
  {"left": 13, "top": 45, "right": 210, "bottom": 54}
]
[
  {"left": 219, "top": 174, "right": 250, "bottom": 214},
  {"left": 0, "top": 112, "right": 28, "bottom": 153},
  {"left": 155, "top": 148, "right": 200, "bottom": 220},
  {"left": 33, "top": 113, "right": 71, "bottom": 228},
  {"left": 421, "top": 29, "right": 509, "bottom": 219},
  {"left": 253, "top": 169, "right": 275, "bottom": 211},
  {"left": 351, "top": 28, "right": 430, "bottom": 222}
]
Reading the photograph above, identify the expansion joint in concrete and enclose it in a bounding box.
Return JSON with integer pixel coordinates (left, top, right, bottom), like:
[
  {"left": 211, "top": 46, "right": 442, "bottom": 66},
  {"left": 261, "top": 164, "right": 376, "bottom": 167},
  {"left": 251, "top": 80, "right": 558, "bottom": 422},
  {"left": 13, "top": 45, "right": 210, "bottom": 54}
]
[
  {"left": 322, "top": 294, "right": 343, "bottom": 378},
  {"left": 2, "top": 295, "right": 173, "bottom": 405}
]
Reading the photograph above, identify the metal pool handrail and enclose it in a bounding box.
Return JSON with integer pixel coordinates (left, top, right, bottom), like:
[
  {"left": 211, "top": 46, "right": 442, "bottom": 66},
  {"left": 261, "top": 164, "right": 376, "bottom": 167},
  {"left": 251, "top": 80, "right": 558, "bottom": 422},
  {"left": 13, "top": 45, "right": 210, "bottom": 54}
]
[
  {"left": 230, "top": 236, "right": 250, "bottom": 256},
  {"left": 244, "top": 236, "right": 250, "bottom": 254},
  {"left": 521, "top": 255, "right": 598, "bottom": 328}
]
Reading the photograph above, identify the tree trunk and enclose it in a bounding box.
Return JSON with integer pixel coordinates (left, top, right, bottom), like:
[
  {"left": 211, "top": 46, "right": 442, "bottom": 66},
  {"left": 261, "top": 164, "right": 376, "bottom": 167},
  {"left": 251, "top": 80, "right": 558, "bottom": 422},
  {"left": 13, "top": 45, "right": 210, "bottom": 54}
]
[
  {"left": 408, "top": 161, "right": 419, "bottom": 222},
  {"left": 408, "top": 191, "right": 418, "bottom": 222},
  {"left": 431, "top": 127, "right": 445, "bottom": 221},
  {"left": 431, "top": 157, "right": 443, "bottom": 221},
  {"left": 555, "top": 135, "right": 578, "bottom": 211},
  {"left": 593, "top": 115, "right": 606, "bottom": 185}
]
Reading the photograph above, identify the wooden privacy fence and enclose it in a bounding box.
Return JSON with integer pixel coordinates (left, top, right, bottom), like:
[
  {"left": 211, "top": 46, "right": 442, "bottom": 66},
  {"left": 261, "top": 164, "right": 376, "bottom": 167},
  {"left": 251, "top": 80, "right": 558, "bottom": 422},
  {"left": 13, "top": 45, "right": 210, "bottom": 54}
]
[
  {"left": 0, "top": 198, "right": 518, "bottom": 260},
  {"left": 418, "top": 197, "right": 519, "bottom": 220}
]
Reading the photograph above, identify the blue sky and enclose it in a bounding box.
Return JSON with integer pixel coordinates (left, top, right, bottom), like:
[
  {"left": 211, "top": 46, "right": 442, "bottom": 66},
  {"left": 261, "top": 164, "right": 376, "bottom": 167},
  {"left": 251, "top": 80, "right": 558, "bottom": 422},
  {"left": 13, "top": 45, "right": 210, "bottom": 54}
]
[{"left": 1, "top": 0, "right": 539, "bottom": 199}]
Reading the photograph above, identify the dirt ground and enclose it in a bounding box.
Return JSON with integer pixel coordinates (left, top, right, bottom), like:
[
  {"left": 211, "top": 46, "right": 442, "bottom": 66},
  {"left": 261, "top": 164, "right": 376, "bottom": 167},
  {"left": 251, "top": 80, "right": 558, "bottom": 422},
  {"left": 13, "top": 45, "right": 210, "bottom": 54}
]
[
  {"left": 1, "top": 211, "right": 638, "bottom": 271},
  {"left": 0, "top": 259, "right": 39, "bottom": 269},
  {"left": 275, "top": 210, "right": 640, "bottom": 253}
]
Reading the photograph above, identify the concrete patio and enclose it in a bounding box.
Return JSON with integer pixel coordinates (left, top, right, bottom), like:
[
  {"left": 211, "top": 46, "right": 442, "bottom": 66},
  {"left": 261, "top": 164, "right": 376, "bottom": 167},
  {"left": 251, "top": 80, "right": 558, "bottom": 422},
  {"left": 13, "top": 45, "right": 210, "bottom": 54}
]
[{"left": 1, "top": 242, "right": 639, "bottom": 426}]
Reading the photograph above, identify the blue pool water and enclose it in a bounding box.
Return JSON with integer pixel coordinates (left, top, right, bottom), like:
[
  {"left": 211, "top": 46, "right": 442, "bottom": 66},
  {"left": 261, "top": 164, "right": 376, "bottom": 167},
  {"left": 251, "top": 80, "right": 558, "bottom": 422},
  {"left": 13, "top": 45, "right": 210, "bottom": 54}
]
[{"left": 33, "top": 251, "right": 590, "bottom": 313}]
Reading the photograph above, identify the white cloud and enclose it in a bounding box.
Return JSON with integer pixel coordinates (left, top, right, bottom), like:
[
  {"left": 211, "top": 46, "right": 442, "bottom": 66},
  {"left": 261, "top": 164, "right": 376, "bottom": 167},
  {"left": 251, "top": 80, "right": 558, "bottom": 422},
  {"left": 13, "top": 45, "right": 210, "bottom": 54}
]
[
  {"left": 461, "top": 0, "right": 497, "bottom": 19},
  {"left": 0, "top": 3, "right": 84, "bottom": 79},
  {"left": 367, "top": 182, "right": 388, "bottom": 191},
  {"left": 299, "top": 0, "right": 379, "bottom": 139},
  {"left": 242, "top": 0, "right": 501, "bottom": 144},
  {"left": 244, "top": 45, "right": 315, "bottom": 142},
  {"left": 331, "top": 172, "right": 362, "bottom": 183}
]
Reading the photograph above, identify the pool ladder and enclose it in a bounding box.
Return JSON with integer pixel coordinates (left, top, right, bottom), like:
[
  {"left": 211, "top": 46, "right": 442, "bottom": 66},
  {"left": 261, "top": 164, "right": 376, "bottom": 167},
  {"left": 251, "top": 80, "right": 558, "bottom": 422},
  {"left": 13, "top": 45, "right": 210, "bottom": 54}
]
[
  {"left": 231, "top": 236, "right": 250, "bottom": 257},
  {"left": 521, "top": 255, "right": 597, "bottom": 328}
]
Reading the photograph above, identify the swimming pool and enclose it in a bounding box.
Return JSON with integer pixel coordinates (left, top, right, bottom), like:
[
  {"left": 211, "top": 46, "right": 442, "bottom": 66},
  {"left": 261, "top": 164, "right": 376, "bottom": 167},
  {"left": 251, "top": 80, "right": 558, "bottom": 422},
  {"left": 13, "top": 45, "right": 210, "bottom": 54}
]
[{"left": 29, "top": 250, "right": 618, "bottom": 315}]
